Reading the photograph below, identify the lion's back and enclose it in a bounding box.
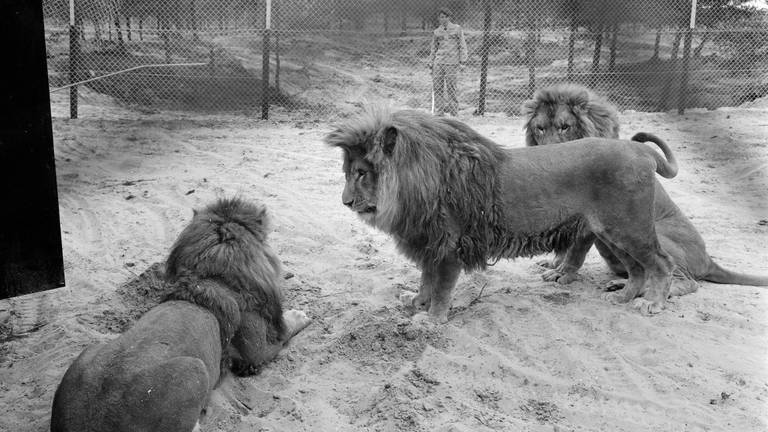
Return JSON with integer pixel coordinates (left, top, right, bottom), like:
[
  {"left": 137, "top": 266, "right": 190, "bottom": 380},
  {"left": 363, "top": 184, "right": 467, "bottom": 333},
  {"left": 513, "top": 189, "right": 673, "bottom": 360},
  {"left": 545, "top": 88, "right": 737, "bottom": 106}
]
[
  {"left": 505, "top": 138, "right": 639, "bottom": 173},
  {"left": 51, "top": 341, "right": 118, "bottom": 431},
  {"left": 51, "top": 302, "right": 221, "bottom": 432}
]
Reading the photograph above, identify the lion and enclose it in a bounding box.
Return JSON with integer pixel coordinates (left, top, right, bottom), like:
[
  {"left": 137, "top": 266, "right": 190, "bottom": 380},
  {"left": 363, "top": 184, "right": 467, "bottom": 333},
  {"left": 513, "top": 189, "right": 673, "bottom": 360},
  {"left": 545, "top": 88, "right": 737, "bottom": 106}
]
[
  {"left": 326, "top": 108, "right": 680, "bottom": 323},
  {"left": 50, "top": 197, "right": 311, "bottom": 432},
  {"left": 522, "top": 83, "right": 768, "bottom": 293},
  {"left": 522, "top": 83, "right": 619, "bottom": 148}
]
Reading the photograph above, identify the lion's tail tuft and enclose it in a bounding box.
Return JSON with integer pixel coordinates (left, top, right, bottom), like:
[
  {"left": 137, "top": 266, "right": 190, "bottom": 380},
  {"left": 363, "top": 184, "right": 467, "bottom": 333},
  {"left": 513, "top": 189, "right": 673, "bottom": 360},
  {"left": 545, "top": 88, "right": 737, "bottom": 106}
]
[{"left": 631, "top": 132, "right": 678, "bottom": 179}]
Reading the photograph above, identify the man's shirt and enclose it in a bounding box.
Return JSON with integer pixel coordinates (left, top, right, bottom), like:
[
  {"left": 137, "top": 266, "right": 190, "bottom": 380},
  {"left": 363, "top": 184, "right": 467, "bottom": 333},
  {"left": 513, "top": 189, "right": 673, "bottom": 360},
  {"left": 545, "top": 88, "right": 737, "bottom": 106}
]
[{"left": 430, "top": 22, "right": 468, "bottom": 65}]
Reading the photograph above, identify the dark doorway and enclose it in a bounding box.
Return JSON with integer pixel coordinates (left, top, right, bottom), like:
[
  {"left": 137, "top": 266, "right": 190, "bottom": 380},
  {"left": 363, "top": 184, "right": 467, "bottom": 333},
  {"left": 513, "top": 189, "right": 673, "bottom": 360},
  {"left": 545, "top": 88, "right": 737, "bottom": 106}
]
[{"left": 0, "top": 0, "right": 66, "bottom": 297}]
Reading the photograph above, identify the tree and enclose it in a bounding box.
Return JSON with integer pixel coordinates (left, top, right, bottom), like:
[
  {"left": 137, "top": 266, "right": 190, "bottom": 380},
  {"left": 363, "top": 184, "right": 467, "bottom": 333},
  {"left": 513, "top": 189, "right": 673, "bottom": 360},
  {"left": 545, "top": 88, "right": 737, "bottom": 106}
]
[
  {"left": 576, "top": 0, "right": 627, "bottom": 87},
  {"left": 696, "top": 0, "right": 762, "bottom": 58},
  {"left": 608, "top": 23, "right": 618, "bottom": 72},
  {"left": 651, "top": 30, "right": 662, "bottom": 60},
  {"left": 552, "top": 0, "right": 584, "bottom": 81},
  {"left": 553, "top": 0, "right": 631, "bottom": 83}
]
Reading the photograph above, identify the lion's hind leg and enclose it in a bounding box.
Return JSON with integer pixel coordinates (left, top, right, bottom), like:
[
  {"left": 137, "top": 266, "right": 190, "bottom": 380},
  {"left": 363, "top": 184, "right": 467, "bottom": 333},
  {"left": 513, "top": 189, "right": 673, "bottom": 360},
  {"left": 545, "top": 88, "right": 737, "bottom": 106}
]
[
  {"left": 633, "top": 260, "right": 673, "bottom": 315},
  {"left": 230, "top": 310, "right": 310, "bottom": 376},
  {"left": 126, "top": 357, "right": 211, "bottom": 432},
  {"left": 593, "top": 239, "right": 628, "bottom": 277},
  {"left": 597, "top": 242, "right": 646, "bottom": 305},
  {"left": 590, "top": 227, "right": 654, "bottom": 302},
  {"left": 230, "top": 312, "right": 282, "bottom": 376},
  {"left": 597, "top": 234, "right": 673, "bottom": 315},
  {"left": 625, "top": 242, "right": 674, "bottom": 315}
]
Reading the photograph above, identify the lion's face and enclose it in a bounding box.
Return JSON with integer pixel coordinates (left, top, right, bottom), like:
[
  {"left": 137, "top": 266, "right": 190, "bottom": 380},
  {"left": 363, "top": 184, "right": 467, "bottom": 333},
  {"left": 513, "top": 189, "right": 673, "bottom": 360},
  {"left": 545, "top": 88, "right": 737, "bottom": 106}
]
[
  {"left": 525, "top": 104, "right": 583, "bottom": 145},
  {"left": 522, "top": 84, "right": 620, "bottom": 147},
  {"left": 341, "top": 154, "right": 378, "bottom": 224}
]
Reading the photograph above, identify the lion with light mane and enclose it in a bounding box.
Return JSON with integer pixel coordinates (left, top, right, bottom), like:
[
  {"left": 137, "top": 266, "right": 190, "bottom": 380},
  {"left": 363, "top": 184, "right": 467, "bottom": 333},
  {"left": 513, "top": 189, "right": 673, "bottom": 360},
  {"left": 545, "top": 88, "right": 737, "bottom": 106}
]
[
  {"left": 522, "top": 83, "right": 768, "bottom": 293},
  {"left": 51, "top": 197, "right": 310, "bottom": 432},
  {"left": 326, "top": 108, "right": 681, "bottom": 323}
]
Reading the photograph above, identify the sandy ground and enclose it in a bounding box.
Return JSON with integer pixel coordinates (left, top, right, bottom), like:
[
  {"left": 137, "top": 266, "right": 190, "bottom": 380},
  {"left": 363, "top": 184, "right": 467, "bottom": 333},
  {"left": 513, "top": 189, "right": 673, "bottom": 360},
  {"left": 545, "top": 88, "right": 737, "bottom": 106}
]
[{"left": 1, "top": 91, "right": 767, "bottom": 432}]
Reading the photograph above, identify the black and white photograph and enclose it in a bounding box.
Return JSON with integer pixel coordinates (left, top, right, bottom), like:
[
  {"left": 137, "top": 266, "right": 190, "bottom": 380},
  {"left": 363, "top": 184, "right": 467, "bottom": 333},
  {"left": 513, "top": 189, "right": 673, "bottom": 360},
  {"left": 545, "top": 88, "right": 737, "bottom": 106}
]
[{"left": 1, "top": 0, "right": 767, "bottom": 431}]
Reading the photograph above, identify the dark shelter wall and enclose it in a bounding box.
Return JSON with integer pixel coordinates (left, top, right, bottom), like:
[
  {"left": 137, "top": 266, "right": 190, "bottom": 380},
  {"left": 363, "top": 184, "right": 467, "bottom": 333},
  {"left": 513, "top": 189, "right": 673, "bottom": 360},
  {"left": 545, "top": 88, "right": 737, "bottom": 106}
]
[{"left": 0, "top": 0, "right": 65, "bottom": 297}]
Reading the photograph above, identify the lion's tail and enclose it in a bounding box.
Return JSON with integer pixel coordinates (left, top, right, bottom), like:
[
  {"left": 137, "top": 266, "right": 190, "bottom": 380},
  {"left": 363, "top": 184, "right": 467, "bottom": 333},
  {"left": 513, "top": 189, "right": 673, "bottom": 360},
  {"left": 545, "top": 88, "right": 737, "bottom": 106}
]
[
  {"left": 631, "top": 132, "right": 678, "bottom": 179},
  {"left": 703, "top": 261, "right": 768, "bottom": 286}
]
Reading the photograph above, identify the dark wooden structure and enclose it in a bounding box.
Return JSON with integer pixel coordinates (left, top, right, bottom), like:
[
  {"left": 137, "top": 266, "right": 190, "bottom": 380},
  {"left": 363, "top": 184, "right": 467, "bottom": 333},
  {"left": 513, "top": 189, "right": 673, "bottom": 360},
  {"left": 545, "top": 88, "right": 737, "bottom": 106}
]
[{"left": 0, "top": 0, "right": 66, "bottom": 297}]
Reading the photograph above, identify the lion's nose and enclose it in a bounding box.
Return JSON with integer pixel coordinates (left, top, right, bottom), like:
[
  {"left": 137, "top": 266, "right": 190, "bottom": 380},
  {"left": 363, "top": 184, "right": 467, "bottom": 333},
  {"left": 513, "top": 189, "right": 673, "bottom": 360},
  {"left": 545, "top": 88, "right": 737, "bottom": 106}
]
[{"left": 342, "top": 188, "right": 355, "bottom": 207}]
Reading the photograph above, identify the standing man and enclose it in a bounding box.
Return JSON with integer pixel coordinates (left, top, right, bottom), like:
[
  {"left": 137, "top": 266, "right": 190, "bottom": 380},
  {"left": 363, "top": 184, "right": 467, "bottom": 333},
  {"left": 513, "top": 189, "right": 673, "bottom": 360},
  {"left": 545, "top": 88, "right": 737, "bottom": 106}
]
[{"left": 430, "top": 7, "right": 468, "bottom": 117}]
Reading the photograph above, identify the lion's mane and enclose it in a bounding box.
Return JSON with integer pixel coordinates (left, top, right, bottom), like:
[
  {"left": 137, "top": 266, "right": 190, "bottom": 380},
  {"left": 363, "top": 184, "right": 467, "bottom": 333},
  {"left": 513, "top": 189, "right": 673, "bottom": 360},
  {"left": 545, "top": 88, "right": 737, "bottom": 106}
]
[
  {"left": 164, "top": 197, "right": 286, "bottom": 346},
  {"left": 325, "top": 108, "right": 582, "bottom": 271},
  {"left": 521, "top": 83, "right": 620, "bottom": 146}
]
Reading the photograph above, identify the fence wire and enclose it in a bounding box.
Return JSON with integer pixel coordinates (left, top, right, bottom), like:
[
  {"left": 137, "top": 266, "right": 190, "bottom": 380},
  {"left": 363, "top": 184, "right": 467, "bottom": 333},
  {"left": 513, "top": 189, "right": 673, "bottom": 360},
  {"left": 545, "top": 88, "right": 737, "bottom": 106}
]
[{"left": 43, "top": 0, "right": 768, "bottom": 118}]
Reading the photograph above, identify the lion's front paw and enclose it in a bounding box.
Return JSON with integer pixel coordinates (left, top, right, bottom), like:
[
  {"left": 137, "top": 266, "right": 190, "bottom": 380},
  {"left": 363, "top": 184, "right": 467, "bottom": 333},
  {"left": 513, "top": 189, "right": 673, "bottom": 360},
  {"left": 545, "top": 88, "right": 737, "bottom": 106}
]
[
  {"left": 230, "top": 358, "right": 262, "bottom": 377},
  {"left": 399, "top": 291, "right": 430, "bottom": 310},
  {"left": 603, "top": 279, "right": 627, "bottom": 292},
  {"left": 602, "top": 290, "right": 633, "bottom": 304},
  {"left": 541, "top": 269, "right": 562, "bottom": 282},
  {"left": 537, "top": 258, "right": 556, "bottom": 269},
  {"left": 542, "top": 269, "right": 579, "bottom": 285},
  {"left": 668, "top": 278, "right": 699, "bottom": 297},
  {"left": 410, "top": 310, "right": 448, "bottom": 325},
  {"left": 411, "top": 311, "right": 440, "bottom": 327},
  {"left": 283, "top": 309, "right": 312, "bottom": 336},
  {"left": 632, "top": 298, "right": 665, "bottom": 315},
  {"left": 556, "top": 272, "right": 579, "bottom": 285}
]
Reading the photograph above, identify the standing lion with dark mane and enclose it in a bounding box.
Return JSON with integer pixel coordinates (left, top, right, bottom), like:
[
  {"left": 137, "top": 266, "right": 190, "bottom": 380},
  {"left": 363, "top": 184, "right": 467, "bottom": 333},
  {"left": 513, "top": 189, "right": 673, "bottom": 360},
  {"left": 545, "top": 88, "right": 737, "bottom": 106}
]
[
  {"left": 326, "top": 108, "right": 681, "bottom": 323},
  {"left": 522, "top": 83, "right": 768, "bottom": 293},
  {"left": 51, "top": 197, "right": 310, "bottom": 432}
]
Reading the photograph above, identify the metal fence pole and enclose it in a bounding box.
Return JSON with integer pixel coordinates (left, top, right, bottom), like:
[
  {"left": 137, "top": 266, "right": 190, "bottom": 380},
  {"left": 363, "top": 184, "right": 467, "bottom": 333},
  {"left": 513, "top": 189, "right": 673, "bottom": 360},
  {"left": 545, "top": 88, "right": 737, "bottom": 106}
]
[
  {"left": 678, "top": 0, "right": 697, "bottom": 114},
  {"left": 477, "top": 0, "right": 492, "bottom": 116},
  {"left": 261, "top": 0, "right": 272, "bottom": 120},
  {"left": 68, "top": 0, "right": 79, "bottom": 119}
]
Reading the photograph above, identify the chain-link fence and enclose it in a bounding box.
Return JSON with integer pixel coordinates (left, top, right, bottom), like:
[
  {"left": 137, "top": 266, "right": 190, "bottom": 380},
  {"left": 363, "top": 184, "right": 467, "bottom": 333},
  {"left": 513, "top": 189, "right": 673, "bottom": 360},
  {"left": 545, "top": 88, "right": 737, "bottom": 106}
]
[{"left": 43, "top": 0, "right": 768, "bottom": 118}]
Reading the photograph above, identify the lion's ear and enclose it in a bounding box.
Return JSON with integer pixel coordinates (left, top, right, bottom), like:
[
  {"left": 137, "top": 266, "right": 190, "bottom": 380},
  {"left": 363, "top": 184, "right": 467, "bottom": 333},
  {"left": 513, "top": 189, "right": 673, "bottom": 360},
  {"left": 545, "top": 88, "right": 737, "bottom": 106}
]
[
  {"left": 520, "top": 99, "right": 537, "bottom": 117},
  {"left": 572, "top": 90, "right": 591, "bottom": 110},
  {"left": 382, "top": 126, "right": 398, "bottom": 156}
]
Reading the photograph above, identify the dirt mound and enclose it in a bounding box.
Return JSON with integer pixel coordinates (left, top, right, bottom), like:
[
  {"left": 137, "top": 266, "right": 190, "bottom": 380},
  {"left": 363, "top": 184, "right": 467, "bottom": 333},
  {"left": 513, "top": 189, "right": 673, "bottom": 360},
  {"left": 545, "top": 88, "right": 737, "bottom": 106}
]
[{"left": 328, "top": 308, "right": 449, "bottom": 366}]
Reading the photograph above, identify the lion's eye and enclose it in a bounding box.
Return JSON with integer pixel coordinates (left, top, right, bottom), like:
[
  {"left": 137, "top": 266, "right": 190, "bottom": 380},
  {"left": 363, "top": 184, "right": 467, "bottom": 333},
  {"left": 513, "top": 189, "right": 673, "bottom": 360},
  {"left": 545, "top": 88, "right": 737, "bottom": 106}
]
[
  {"left": 356, "top": 169, "right": 366, "bottom": 178},
  {"left": 560, "top": 124, "right": 570, "bottom": 131},
  {"left": 536, "top": 126, "right": 544, "bottom": 134}
]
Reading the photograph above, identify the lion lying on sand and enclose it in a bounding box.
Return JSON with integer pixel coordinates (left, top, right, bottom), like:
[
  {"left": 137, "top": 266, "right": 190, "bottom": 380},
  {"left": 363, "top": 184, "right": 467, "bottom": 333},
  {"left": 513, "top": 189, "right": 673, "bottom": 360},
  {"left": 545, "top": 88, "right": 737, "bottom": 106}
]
[
  {"left": 326, "top": 108, "right": 680, "bottom": 322},
  {"left": 51, "top": 197, "right": 311, "bottom": 432},
  {"left": 522, "top": 83, "right": 768, "bottom": 293}
]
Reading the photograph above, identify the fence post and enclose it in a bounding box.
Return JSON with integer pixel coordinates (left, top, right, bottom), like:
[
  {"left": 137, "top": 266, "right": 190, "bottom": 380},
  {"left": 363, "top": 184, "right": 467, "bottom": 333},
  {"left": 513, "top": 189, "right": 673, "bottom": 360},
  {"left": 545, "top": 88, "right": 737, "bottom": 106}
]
[
  {"left": 261, "top": 0, "right": 272, "bottom": 120},
  {"left": 68, "top": 0, "right": 79, "bottom": 119},
  {"left": 274, "top": 31, "right": 281, "bottom": 92},
  {"left": 477, "top": 0, "right": 492, "bottom": 116},
  {"left": 678, "top": 0, "right": 697, "bottom": 114}
]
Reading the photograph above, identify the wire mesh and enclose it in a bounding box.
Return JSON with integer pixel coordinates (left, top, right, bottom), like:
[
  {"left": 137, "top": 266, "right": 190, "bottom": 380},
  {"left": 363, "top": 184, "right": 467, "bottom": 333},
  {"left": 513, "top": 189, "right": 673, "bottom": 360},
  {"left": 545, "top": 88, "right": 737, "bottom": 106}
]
[{"left": 43, "top": 0, "right": 768, "bottom": 118}]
